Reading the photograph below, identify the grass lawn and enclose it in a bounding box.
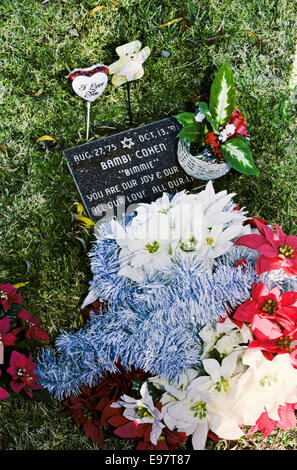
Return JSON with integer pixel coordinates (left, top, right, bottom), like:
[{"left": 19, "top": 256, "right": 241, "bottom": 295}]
[{"left": 0, "top": 0, "right": 296, "bottom": 450}]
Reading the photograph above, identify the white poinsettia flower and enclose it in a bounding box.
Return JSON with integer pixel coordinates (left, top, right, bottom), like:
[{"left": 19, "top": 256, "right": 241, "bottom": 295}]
[
  {"left": 111, "top": 382, "right": 165, "bottom": 445},
  {"left": 232, "top": 349, "right": 297, "bottom": 425},
  {"left": 201, "top": 351, "right": 240, "bottom": 395},
  {"left": 215, "top": 323, "right": 252, "bottom": 358},
  {"left": 168, "top": 202, "right": 205, "bottom": 253},
  {"left": 202, "top": 224, "right": 247, "bottom": 260},
  {"left": 199, "top": 317, "right": 252, "bottom": 359},
  {"left": 163, "top": 362, "right": 244, "bottom": 450},
  {"left": 149, "top": 368, "right": 200, "bottom": 404},
  {"left": 195, "top": 181, "right": 247, "bottom": 227},
  {"left": 115, "top": 211, "right": 174, "bottom": 281},
  {"left": 107, "top": 182, "right": 248, "bottom": 281},
  {"left": 134, "top": 192, "right": 172, "bottom": 223}
]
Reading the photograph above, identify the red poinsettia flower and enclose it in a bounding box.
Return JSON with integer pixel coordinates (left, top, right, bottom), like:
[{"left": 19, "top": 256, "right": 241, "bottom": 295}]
[
  {"left": 63, "top": 365, "right": 150, "bottom": 448},
  {"left": 81, "top": 300, "right": 109, "bottom": 323},
  {"left": 235, "top": 219, "right": 297, "bottom": 276},
  {"left": 243, "top": 217, "right": 268, "bottom": 228},
  {"left": 225, "top": 108, "right": 249, "bottom": 139},
  {"left": 248, "top": 402, "right": 297, "bottom": 438},
  {"left": 105, "top": 401, "right": 187, "bottom": 450},
  {"left": 205, "top": 132, "right": 223, "bottom": 159},
  {"left": 0, "top": 317, "right": 17, "bottom": 347},
  {"left": 0, "top": 284, "right": 22, "bottom": 312},
  {"left": 6, "top": 351, "right": 42, "bottom": 398},
  {"left": 233, "top": 282, "right": 297, "bottom": 360},
  {"left": 234, "top": 282, "right": 297, "bottom": 327},
  {"left": 93, "top": 365, "right": 150, "bottom": 422},
  {"left": 12, "top": 309, "right": 49, "bottom": 342},
  {"left": 136, "top": 427, "right": 187, "bottom": 450},
  {"left": 62, "top": 387, "right": 104, "bottom": 447},
  {"left": 0, "top": 371, "right": 9, "bottom": 400}
]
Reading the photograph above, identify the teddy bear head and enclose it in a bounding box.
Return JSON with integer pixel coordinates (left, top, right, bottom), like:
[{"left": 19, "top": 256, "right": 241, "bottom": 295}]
[{"left": 115, "top": 40, "right": 142, "bottom": 63}]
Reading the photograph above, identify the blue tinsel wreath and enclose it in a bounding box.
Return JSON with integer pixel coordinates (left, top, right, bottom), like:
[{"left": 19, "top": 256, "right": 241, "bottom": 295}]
[{"left": 36, "top": 212, "right": 297, "bottom": 399}]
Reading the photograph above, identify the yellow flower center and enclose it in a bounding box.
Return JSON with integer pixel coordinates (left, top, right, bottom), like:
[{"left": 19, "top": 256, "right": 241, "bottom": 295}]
[
  {"left": 261, "top": 298, "right": 277, "bottom": 315},
  {"left": 190, "top": 401, "right": 207, "bottom": 419},
  {"left": 206, "top": 237, "right": 214, "bottom": 246},
  {"left": 145, "top": 241, "right": 160, "bottom": 253},
  {"left": 275, "top": 335, "right": 293, "bottom": 352},
  {"left": 215, "top": 376, "right": 230, "bottom": 393},
  {"left": 259, "top": 374, "right": 277, "bottom": 387},
  {"left": 278, "top": 245, "right": 295, "bottom": 258},
  {"left": 137, "top": 406, "right": 152, "bottom": 419}
]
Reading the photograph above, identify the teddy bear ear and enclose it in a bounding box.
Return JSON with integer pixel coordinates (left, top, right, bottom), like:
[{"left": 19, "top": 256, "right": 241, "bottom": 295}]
[{"left": 116, "top": 40, "right": 142, "bottom": 56}]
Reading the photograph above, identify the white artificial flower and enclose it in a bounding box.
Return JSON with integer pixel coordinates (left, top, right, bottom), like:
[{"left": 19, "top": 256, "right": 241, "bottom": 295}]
[
  {"left": 149, "top": 368, "right": 200, "bottom": 405},
  {"left": 199, "top": 317, "right": 252, "bottom": 359},
  {"left": 201, "top": 351, "right": 241, "bottom": 396},
  {"left": 218, "top": 124, "right": 236, "bottom": 143},
  {"left": 111, "top": 382, "right": 165, "bottom": 445},
  {"left": 231, "top": 349, "right": 297, "bottom": 426},
  {"left": 163, "top": 354, "right": 244, "bottom": 450},
  {"left": 169, "top": 201, "right": 206, "bottom": 254},
  {"left": 224, "top": 124, "right": 236, "bottom": 135},
  {"left": 133, "top": 193, "right": 172, "bottom": 226},
  {"left": 194, "top": 181, "right": 247, "bottom": 227},
  {"left": 108, "top": 181, "right": 248, "bottom": 281},
  {"left": 202, "top": 224, "right": 248, "bottom": 261},
  {"left": 114, "top": 212, "right": 174, "bottom": 281},
  {"left": 218, "top": 134, "right": 227, "bottom": 143},
  {"left": 195, "top": 112, "right": 206, "bottom": 122}
]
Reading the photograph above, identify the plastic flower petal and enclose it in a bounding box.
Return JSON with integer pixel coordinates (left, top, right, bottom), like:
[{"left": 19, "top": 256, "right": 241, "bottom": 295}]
[
  {"left": 7, "top": 351, "right": 42, "bottom": 398},
  {"left": 0, "top": 284, "right": 22, "bottom": 311},
  {"left": 111, "top": 382, "right": 165, "bottom": 445},
  {"left": 17, "top": 309, "right": 49, "bottom": 342},
  {"left": 235, "top": 220, "right": 297, "bottom": 276},
  {"left": 232, "top": 349, "right": 297, "bottom": 424},
  {"left": 0, "top": 371, "right": 9, "bottom": 400},
  {"left": 0, "top": 317, "right": 17, "bottom": 347}
]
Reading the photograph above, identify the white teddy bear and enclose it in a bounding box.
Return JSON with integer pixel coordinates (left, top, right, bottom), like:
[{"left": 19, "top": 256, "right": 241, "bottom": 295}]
[{"left": 108, "top": 40, "right": 151, "bottom": 87}]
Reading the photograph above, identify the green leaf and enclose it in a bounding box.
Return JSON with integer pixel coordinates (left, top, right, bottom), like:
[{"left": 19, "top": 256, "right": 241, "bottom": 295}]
[
  {"left": 177, "top": 122, "right": 204, "bottom": 146},
  {"left": 209, "top": 63, "right": 236, "bottom": 127},
  {"left": 198, "top": 101, "right": 219, "bottom": 133},
  {"left": 221, "top": 137, "right": 259, "bottom": 176},
  {"left": 175, "top": 112, "right": 196, "bottom": 126}
]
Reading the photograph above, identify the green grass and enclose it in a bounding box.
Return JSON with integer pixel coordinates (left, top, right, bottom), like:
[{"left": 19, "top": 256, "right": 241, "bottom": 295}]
[{"left": 0, "top": 0, "right": 296, "bottom": 450}]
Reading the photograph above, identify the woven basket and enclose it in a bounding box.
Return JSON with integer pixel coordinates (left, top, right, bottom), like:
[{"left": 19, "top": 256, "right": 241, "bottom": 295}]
[{"left": 177, "top": 139, "right": 231, "bottom": 180}]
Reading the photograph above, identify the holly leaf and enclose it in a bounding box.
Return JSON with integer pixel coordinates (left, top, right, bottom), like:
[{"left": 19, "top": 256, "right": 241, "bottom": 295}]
[
  {"left": 221, "top": 137, "right": 259, "bottom": 176},
  {"left": 209, "top": 63, "right": 235, "bottom": 127}
]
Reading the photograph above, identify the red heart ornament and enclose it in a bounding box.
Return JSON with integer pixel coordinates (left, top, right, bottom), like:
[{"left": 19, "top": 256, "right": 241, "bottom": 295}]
[{"left": 67, "top": 64, "right": 109, "bottom": 102}]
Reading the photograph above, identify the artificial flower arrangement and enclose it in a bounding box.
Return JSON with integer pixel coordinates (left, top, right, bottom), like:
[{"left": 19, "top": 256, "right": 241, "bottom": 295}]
[
  {"left": 175, "top": 63, "right": 259, "bottom": 178},
  {"left": 0, "top": 283, "right": 48, "bottom": 400},
  {"left": 36, "top": 182, "right": 297, "bottom": 450}
]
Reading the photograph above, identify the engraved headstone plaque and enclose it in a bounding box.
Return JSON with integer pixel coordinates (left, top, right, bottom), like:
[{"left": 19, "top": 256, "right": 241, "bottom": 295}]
[{"left": 64, "top": 117, "right": 198, "bottom": 222}]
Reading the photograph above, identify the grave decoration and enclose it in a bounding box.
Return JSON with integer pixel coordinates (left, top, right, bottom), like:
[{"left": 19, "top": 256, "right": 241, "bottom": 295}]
[
  {"left": 36, "top": 181, "right": 297, "bottom": 450},
  {"left": 108, "top": 40, "right": 151, "bottom": 125},
  {"left": 175, "top": 63, "right": 259, "bottom": 180},
  {"left": 64, "top": 117, "right": 199, "bottom": 223},
  {"left": 0, "top": 284, "right": 49, "bottom": 400},
  {"left": 67, "top": 64, "right": 109, "bottom": 140}
]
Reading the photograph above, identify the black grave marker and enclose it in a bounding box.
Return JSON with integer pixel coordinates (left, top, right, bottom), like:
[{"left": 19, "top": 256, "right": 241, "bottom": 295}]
[{"left": 64, "top": 117, "right": 199, "bottom": 222}]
